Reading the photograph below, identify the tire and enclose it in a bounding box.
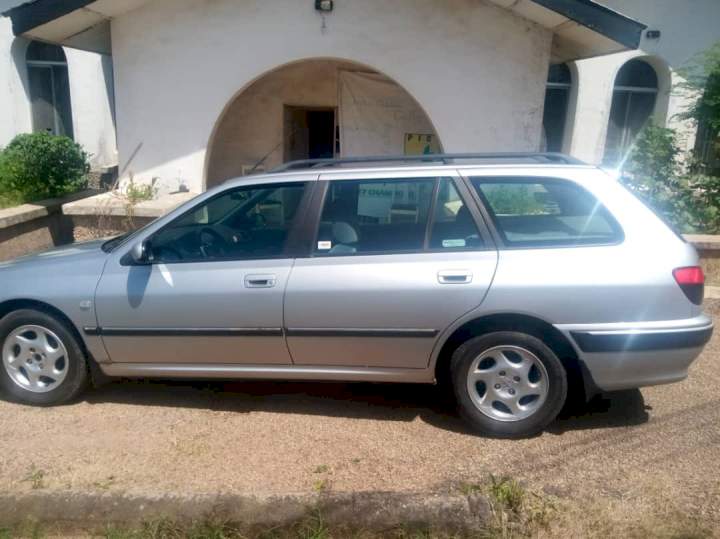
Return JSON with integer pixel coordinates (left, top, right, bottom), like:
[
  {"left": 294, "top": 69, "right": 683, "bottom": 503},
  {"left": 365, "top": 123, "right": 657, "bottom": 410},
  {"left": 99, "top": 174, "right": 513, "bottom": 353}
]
[
  {"left": 451, "top": 331, "right": 567, "bottom": 438},
  {"left": 0, "top": 309, "right": 88, "bottom": 406}
]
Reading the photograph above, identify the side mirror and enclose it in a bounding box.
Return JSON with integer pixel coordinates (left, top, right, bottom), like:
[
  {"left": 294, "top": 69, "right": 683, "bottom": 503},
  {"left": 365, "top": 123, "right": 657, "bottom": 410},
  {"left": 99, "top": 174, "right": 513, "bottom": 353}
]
[{"left": 130, "top": 240, "right": 151, "bottom": 265}]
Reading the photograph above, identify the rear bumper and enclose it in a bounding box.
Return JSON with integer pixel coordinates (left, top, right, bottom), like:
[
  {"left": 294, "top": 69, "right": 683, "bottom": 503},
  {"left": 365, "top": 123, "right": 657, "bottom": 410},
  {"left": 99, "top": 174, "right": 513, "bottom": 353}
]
[{"left": 556, "top": 315, "right": 713, "bottom": 391}]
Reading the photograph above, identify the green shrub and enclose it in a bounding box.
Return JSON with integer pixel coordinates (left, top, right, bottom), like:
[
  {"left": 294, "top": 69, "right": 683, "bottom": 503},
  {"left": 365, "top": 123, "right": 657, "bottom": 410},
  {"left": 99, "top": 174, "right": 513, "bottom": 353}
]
[
  {"left": 621, "top": 123, "right": 720, "bottom": 234},
  {"left": 0, "top": 133, "right": 89, "bottom": 205}
]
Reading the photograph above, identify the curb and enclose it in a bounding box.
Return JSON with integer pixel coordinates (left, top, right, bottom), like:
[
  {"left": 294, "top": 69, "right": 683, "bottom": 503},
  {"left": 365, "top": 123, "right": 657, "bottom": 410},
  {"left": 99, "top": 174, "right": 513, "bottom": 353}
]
[{"left": 0, "top": 490, "right": 490, "bottom": 531}]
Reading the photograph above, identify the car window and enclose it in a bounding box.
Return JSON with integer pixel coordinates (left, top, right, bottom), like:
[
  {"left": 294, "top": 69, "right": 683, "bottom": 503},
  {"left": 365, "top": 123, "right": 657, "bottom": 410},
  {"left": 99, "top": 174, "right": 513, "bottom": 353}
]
[
  {"left": 149, "top": 182, "right": 306, "bottom": 262},
  {"left": 315, "top": 178, "right": 435, "bottom": 255},
  {"left": 471, "top": 177, "right": 621, "bottom": 247},
  {"left": 429, "top": 179, "right": 483, "bottom": 249}
]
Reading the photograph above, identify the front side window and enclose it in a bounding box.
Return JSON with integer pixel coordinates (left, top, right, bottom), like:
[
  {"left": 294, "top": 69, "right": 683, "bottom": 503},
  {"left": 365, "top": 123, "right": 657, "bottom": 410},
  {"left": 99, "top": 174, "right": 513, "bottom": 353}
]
[
  {"left": 472, "top": 178, "right": 621, "bottom": 247},
  {"left": 149, "top": 183, "right": 306, "bottom": 262}
]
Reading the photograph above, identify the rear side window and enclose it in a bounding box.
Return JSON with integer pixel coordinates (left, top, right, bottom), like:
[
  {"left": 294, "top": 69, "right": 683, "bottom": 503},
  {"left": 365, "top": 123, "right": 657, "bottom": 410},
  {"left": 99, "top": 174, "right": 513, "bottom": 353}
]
[
  {"left": 471, "top": 177, "right": 622, "bottom": 247},
  {"left": 315, "top": 177, "right": 482, "bottom": 255}
]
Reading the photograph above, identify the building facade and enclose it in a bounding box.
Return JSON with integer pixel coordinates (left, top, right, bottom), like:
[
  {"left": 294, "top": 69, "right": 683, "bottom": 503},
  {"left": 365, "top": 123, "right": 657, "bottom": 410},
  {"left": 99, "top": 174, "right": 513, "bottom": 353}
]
[
  {"left": 550, "top": 0, "right": 720, "bottom": 168},
  {"left": 0, "top": 0, "right": 117, "bottom": 171},
  {"left": 3, "top": 0, "right": 718, "bottom": 195}
]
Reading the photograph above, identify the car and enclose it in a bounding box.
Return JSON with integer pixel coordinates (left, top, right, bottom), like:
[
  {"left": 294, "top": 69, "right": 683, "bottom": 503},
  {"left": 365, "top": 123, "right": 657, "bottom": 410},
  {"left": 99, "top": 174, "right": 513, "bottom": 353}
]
[{"left": 0, "top": 153, "right": 713, "bottom": 438}]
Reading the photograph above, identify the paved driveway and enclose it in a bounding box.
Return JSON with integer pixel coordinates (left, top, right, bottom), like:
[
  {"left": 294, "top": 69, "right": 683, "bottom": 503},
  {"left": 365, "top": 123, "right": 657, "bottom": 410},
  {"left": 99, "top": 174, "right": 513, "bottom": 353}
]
[{"left": 0, "top": 302, "right": 718, "bottom": 533}]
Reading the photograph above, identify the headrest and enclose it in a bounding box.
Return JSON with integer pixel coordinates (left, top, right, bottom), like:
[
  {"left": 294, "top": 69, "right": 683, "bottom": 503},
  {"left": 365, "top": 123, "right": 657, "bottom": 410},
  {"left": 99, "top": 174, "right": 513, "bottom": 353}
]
[{"left": 332, "top": 221, "right": 358, "bottom": 244}]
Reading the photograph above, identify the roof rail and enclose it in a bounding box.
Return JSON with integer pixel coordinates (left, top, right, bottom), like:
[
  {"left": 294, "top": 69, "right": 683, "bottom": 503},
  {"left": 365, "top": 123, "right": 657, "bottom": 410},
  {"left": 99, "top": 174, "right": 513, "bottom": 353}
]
[{"left": 271, "top": 152, "right": 585, "bottom": 172}]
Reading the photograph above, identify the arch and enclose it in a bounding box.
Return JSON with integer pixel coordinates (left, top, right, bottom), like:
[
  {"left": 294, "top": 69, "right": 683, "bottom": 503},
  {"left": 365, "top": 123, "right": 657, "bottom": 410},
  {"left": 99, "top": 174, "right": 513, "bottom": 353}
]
[
  {"left": 25, "top": 41, "right": 74, "bottom": 138},
  {"left": 203, "top": 57, "right": 443, "bottom": 189},
  {"left": 602, "top": 56, "right": 671, "bottom": 165}
]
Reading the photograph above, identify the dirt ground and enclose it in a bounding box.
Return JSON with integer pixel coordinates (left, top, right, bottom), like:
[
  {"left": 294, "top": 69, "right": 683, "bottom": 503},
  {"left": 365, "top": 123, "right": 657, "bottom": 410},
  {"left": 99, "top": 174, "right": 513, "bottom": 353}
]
[{"left": 0, "top": 302, "right": 719, "bottom": 536}]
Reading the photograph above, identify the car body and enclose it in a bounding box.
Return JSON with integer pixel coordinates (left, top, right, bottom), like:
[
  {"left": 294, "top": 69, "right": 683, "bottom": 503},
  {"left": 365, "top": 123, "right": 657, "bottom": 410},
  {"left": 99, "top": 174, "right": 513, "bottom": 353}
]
[{"left": 0, "top": 154, "right": 712, "bottom": 437}]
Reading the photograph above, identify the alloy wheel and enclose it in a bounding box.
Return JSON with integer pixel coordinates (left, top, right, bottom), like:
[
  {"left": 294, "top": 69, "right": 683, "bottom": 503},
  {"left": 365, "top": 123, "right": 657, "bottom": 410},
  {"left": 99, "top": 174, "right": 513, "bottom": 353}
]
[
  {"left": 2, "top": 325, "right": 69, "bottom": 393},
  {"left": 465, "top": 345, "right": 549, "bottom": 422}
]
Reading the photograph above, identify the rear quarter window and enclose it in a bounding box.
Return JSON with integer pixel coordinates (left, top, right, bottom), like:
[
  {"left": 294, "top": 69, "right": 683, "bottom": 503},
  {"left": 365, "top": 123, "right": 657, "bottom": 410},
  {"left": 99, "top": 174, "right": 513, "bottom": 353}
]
[{"left": 471, "top": 177, "right": 623, "bottom": 247}]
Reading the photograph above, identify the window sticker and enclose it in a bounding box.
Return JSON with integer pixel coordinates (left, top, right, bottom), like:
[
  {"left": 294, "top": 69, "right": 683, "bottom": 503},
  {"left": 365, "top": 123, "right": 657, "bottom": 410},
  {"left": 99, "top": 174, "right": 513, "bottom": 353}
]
[
  {"left": 442, "top": 239, "right": 466, "bottom": 248},
  {"left": 317, "top": 240, "right": 332, "bottom": 250}
]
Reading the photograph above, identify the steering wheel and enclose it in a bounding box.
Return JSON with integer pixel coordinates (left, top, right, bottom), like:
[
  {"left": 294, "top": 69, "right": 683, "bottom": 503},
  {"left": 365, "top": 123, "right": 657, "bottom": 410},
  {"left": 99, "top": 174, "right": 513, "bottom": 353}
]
[{"left": 198, "top": 227, "right": 230, "bottom": 259}]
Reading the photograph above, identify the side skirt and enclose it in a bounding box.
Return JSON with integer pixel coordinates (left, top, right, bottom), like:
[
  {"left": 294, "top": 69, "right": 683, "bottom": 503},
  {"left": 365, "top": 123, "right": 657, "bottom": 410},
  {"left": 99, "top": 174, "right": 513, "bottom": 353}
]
[{"left": 98, "top": 363, "right": 435, "bottom": 384}]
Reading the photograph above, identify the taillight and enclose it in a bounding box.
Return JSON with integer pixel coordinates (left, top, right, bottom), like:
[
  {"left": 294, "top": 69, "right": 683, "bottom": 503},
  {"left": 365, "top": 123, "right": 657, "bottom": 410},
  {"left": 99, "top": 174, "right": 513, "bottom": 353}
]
[{"left": 673, "top": 266, "right": 705, "bottom": 305}]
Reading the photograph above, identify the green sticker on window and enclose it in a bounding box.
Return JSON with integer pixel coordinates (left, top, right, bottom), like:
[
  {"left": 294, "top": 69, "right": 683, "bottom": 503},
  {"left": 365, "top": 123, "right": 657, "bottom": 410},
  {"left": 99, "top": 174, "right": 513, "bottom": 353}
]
[{"left": 442, "top": 239, "right": 466, "bottom": 248}]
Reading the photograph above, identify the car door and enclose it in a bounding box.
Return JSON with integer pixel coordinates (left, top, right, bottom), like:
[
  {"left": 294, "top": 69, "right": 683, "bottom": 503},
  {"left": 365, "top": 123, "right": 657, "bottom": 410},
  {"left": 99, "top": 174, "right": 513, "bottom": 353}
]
[
  {"left": 94, "top": 179, "right": 313, "bottom": 365},
  {"left": 283, "top": 170, "right": 498, "bottom": 369}
]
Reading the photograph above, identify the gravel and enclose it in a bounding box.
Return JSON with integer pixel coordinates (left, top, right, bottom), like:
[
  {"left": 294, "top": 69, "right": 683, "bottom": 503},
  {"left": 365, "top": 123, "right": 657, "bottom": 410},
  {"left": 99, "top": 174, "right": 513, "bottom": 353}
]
[{"left": 0, "top": 303, "right": 718, "bottom": 532}]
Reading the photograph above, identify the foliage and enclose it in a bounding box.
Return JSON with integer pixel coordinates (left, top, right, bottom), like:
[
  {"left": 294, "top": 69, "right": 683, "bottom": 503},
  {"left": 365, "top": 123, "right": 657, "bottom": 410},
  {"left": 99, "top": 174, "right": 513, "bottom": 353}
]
[
  {"left": 621, "top": 122, "right": 720, "bottom": 234},
  {"left": 480, "top": 184, "right": 545, "bottom": 215},
  {"left": 125, "top": 176, "right": 157, "bottom": 205},
  {"left": 677, "top": 41, "right": 720, "bottom": 134},
  {"left": 0, "top": 133, "right": 89, "bottom": 205}
]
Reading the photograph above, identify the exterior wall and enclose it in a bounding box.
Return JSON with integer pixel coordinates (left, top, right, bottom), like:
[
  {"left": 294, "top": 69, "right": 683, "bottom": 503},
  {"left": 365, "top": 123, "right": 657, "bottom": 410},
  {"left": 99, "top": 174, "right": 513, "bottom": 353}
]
[
  {"left": 111, "top": 0, "right": 552, "bottom": 193},
  {"left": 0, "top": 16, "right": 117, "bottom": 169},
  {"left": 64, "top": 48, "right": 117, "bottom": 169},
  {"left": 0, "top": 17, "right": 31, "bottom": 147},
  {"left": 566, "top": 0, "right": 720, "bottom": 165}
]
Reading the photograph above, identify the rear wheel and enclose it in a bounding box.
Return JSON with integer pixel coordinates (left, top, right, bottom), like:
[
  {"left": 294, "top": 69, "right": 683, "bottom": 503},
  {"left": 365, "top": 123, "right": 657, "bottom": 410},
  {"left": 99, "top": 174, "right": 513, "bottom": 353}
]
[
  {"left": 451, "top": 331, "right": 567, "bottom": 438},
  {"left": 0, "top": 309, "right": 88, "bottom": 406}
]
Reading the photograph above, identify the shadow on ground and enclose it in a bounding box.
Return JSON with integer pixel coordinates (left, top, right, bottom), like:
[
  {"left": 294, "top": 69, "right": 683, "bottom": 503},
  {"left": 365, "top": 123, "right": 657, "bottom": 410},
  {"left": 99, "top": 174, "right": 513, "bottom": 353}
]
[{"left": 84, "top": 378, "right": 649, "bottom": 436}]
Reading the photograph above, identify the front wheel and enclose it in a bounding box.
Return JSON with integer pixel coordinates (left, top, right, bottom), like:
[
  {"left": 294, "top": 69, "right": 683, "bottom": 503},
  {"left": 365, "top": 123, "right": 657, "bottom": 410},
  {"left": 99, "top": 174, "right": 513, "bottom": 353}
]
[
  {"left": 451, "top": 331, "right": 567, "bottom": 438},
  {"left": 0, "top": 309, "right": 88, "bottom": 406}
]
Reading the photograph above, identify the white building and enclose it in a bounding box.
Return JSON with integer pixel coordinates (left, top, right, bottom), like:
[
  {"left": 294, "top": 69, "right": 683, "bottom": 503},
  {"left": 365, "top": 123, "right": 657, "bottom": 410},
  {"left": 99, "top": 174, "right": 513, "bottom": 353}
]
[
  {"left": 1, "top": 0, "right": 718, "bottom": 194},
  {"left": 557, "top": 0, "right": 720, "bottom": 167},
  {"left": 0, "top": 0, "right": 117, "bottom": 171}
]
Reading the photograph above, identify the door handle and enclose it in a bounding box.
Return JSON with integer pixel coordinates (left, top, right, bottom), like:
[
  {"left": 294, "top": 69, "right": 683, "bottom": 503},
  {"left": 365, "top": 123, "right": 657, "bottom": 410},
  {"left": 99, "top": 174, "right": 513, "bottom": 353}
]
[
  {"left": 244, "top": 274, "right": 277, "bottom": 288},
  {"left": 438, "top": 270, "right": 473, "bottom": 284}
]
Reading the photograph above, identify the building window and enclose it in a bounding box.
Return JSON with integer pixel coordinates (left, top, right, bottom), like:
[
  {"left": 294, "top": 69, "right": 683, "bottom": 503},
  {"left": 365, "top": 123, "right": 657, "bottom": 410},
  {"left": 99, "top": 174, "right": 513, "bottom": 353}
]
[
  {"left": 603, "top": 59, "right": 658, "bottom": 166},
  {"left": 26, "top": 41, "right": 74, "bottom": 138},
  {"left": 542, "top": 64, "right": 572, "bottom": 152}
]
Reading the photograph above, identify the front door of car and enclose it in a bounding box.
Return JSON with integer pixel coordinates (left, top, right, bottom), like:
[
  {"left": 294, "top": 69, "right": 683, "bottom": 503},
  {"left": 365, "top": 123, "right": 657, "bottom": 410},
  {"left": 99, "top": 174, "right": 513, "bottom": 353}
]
[
  {"left": 283, "top": 172, "right": 498, "bottom": 369},
  {"left": 94, "top": 180, "right": 311, "bottom": 364}
]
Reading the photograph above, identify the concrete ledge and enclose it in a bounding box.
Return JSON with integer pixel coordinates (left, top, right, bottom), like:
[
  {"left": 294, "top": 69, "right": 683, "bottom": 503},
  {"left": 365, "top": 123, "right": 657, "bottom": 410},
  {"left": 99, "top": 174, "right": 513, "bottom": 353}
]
[
  {"left": 685, "top": 234, "right": 720, "bottom": 252},
  {"left": 0, "top": 190, "right": 98, "bottom": 230},
  {"left": 62, "top": 191, "right": 198, "bottom": 219},
  {"left": 0, "top": 490, "right": 489, "bottom": 531}
]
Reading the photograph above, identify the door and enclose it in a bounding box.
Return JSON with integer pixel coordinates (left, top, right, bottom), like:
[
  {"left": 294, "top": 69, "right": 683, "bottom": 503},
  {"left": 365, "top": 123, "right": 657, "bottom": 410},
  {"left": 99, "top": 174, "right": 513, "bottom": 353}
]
[
  {"left": 95, "top": 181, "right": 311, "bottom": 364},
  {"left": 284, "top": 172, "right": 498, "bottom": 369}
]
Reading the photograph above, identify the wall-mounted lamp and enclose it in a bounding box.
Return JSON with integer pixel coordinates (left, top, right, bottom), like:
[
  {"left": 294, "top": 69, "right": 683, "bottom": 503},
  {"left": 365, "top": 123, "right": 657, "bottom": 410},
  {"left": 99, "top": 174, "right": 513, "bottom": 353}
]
[{"left": 315, "top": 0, "right": 334, "bottom": 12}]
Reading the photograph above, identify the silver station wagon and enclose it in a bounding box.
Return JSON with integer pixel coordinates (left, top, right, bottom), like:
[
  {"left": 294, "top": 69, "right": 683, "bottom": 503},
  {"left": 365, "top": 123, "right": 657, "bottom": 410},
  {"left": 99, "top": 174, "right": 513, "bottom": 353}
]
[{"left": 0, "top": 153, "right": 713, "bottom": 438}]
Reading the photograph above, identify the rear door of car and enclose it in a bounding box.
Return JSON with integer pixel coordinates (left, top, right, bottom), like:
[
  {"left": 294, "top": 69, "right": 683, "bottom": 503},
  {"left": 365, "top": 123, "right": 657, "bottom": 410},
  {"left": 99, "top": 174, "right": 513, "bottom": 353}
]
[{"left": 283, "top": 168, "right": 498, "bottom": 369}]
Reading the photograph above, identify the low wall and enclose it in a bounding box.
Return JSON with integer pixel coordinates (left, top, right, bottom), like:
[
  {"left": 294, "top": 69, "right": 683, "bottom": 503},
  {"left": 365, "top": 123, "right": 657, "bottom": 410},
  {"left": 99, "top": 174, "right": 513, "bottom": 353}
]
[
  {"left": 0, "top": 191, "right": 97, "bottom": 262},
  {"left": 684, "top": 235, "right": 720, "bottom": 286}
]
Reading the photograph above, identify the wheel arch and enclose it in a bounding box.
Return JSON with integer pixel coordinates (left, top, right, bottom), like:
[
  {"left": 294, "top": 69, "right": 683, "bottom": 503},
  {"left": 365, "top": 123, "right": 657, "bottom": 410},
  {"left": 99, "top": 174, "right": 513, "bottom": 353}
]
[
  {"left": 0, "top": 299, "right": 91, "bottom": 361},
  {"left": 433, "top": 312, "right": 596, "bottom": 400}
]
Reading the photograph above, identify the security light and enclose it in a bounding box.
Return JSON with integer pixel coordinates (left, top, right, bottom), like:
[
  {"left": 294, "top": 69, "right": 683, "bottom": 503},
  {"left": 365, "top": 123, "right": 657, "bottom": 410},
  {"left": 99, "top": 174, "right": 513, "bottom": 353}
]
[{"left": 315, "top": 0, "right": 333, "bottom": 12}]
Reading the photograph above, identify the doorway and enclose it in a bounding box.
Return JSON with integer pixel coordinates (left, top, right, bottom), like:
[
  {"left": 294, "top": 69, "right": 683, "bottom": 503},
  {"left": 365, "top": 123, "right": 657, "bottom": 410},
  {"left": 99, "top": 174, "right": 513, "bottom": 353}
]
[{"left": 284, "top": 106, "right": 336, "bottom": 162}]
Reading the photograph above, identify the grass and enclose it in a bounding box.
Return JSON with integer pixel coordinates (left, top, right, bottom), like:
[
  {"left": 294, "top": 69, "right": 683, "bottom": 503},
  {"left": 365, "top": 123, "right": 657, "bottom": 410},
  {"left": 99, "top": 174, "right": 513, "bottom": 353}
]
[{"left": 21, "top": 466, "right": 46, "bottom": 490}]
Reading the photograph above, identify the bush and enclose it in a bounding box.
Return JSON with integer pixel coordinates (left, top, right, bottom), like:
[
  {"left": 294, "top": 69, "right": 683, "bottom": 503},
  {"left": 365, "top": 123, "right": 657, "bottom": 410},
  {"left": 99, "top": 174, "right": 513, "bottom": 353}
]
[
  {"left": 622, "top": 123, "right": 720, "bottom": 234},
  {"left": 0, "top": 133, "right": 89, "bottom": 206}
]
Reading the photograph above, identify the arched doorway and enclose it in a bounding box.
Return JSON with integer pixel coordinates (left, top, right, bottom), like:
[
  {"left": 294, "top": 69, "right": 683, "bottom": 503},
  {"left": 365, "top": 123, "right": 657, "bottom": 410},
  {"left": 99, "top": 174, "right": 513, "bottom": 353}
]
[
  {"left": 26, "top": 41, "right": 74, "bottom": 138},
  {"left": 205, "top": 59, "right": 441, "bottom": 188},
  {"left": 603, "top": 59, "right": 659, "bottom": 165}
]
